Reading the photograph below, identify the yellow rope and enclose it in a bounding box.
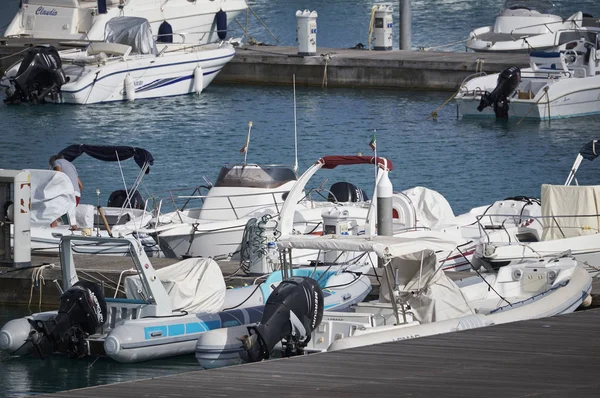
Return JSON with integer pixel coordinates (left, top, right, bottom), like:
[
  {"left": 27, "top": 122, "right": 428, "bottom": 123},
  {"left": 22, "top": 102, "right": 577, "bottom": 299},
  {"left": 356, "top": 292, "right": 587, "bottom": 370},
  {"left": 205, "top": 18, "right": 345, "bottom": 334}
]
[
  {"left": 367, "top": 6, "right": 377, "bottom": 50},
  {"left": 426, "top": 90, "right": 460, "bottom": 120},
  {"left": 517, "top": 86, "right": 549, "bottom": 125}
]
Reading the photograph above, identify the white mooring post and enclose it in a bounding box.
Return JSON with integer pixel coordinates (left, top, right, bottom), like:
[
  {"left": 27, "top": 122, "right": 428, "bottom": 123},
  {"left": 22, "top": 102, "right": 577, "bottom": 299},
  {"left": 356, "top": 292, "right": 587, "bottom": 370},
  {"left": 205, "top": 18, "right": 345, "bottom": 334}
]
[
  {"left": 296, "top": 10, "right": 318, "bottom": 56},
  {"left": 399, "top": 0, "right": 412, "bottom": 50},
  {"left": 373, "top": 3, "right": 394, "bottom": 51}
]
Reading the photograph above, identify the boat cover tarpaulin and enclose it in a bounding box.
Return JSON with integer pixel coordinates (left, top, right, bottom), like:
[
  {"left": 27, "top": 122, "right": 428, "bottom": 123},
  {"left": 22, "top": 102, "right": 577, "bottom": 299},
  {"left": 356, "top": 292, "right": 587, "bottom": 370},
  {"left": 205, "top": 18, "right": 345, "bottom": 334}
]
[
  {"left": 27, "top": 169, "right": 76, "bottom": 225},
  {"left": 124, "top": 257, "right": 226, "bottom": 313},
  {"left": 579, "top": 140, "right": 600, "bottom": 161},
  {"left": 277, "top": 234, "right": 472, "bottom": 323},
  {"left": 380, "top": 249, "right": 474, "bottom": 323},
  {"left": 541, "top": 184, "right": 600, "bottom": 240},
  {"left": 400, "top": 186, "right": 456, "bottom": 228},
  {"left": 104, "top": 17, "right": 157, "bottom": 55},
  {"left": 59, "top": 144, "right": 154, "bottom": 173}
]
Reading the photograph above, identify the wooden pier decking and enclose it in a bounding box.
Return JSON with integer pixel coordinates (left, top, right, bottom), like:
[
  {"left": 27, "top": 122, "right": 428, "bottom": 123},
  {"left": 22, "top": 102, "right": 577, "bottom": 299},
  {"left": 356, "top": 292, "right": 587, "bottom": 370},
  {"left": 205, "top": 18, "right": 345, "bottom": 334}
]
[{"left": 33, "top": 307, "right": 600, "bottom": 397}]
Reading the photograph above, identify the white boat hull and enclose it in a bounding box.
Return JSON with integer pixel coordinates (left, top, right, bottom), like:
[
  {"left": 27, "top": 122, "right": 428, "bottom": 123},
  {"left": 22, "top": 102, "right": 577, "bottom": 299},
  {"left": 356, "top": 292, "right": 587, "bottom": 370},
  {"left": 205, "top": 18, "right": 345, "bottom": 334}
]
[
  {"left": 4, "top": 0, "right": 247, "bottom": 44},
  {"left": 59, "top": 45, "right": 234, "bottom": 104}
]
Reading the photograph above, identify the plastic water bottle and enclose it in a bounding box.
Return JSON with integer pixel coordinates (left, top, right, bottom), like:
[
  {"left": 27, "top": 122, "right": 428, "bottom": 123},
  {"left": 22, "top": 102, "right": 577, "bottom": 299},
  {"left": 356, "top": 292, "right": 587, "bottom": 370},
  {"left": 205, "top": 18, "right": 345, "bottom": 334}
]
[{"left": 267, "top": 241, "right": 279, "bottom": 268}]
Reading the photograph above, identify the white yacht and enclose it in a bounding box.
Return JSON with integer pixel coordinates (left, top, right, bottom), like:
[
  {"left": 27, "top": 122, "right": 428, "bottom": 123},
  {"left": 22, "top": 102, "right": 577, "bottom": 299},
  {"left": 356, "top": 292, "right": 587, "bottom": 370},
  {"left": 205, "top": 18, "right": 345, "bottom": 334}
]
[
  {"left": 466, "top": 0, "right": 600, "bottom": 53},
  {"left": 4, "top": 0, "right": 247, "bottom": 45},
  {"left": 1, "top": 17, "right": 235, "bottom": 104}
]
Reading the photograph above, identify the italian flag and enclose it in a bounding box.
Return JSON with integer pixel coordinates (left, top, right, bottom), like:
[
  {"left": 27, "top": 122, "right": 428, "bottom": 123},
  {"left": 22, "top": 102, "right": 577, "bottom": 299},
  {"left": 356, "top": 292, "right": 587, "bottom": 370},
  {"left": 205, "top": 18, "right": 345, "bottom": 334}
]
[{"left": 369, "top": 132, "right": 376, "bottom": 151}]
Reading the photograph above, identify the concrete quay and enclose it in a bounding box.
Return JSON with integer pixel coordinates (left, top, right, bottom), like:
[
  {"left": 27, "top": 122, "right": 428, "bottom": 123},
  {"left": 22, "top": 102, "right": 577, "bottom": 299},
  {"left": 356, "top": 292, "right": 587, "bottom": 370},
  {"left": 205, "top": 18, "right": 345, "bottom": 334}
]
[
  {"left": 0, "top": 37, "right": 530, "bottom": 91},
  {"left": 215, "top": 45, "right": 530, "bottom": 91}
]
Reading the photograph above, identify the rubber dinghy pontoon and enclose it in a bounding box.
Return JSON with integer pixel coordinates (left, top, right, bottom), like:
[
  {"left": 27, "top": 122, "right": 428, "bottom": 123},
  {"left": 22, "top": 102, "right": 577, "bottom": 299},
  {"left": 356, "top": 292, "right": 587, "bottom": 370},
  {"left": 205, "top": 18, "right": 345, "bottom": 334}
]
[
  {"left": 195, "top": 260, "right": 372, "bottom": 369},
  {"left": 0, "top": 236, "right": 371, "bottom": 363},
  {"left": 247, "top": 235, "right": 592, "bottom": 357}
]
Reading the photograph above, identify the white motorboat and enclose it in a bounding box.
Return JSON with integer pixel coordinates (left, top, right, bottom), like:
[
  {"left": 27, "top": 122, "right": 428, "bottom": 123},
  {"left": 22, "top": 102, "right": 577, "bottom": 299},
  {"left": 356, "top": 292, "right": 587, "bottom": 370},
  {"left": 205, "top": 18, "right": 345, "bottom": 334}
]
[
  {"left": 0, "top": 235, "right": 372, "bottom": 363},
  {"left": 1, "top": 17, "right": 235, "bottom": 104},
  {"left": 152, "top": 155, "right": 389, "bottom": 261},
  {"left": 466, "top": 0, "right": 600, "bottom": 53},
  {"left": 473, "top": 140, "right": 600, "bottom": 276},
  {"left": 4, "top": 0, "right": 247, "bottom": 45},
  {"left": 456, "top": 32, "right": 600, "bottom": 120},
  {"left": 238, "top": 234, "right": 592, "bottom": 360}
]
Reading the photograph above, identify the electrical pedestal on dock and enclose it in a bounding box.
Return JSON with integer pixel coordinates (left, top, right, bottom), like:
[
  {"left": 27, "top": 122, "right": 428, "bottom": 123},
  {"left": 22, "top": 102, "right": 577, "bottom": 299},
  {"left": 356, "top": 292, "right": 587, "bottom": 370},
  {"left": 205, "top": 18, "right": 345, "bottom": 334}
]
[
  {"left": 372, "top": 3, "right": 394, "bottom": 51},
  {"left": 0, "top": 169, "right": 31, "bottom": 268},
  {"left": 296, "top": 10, "right": 318, "bottom": 56}
]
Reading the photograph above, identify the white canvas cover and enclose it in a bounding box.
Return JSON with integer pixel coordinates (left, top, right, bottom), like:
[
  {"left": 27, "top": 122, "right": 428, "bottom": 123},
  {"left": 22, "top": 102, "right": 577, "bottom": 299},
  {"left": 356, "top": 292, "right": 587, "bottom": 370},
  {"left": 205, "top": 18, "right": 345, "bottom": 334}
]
[
  {"left": 277, "top": 234, "right": 473, "bottom": 323},
  {"left": 541, "top": 184, "right": 600, "bottom": 240},
  {"left": 75, "top": 204, "right": 95, "bottom": 229},
  {"left": 124, "top": 257, "right": 226, "bottom": 313},
  {"left": 104, "top": 17, "right": 157, "bottom": 55},
  {"left": 27, "top": 169, "right": 76, "bottom": 225},
  {"left": 379, "top": 249, "right": 474, "bottom": 323},
  {"left": 400, "top": 186, "right": 456, "bottom": 229}
]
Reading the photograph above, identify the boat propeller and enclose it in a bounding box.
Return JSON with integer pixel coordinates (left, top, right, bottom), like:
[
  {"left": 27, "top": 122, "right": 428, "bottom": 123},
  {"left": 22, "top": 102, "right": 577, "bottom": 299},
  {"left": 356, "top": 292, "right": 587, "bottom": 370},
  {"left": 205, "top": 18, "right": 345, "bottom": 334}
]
[
  {"left": 241, "top": 276, "right": 323, "bottom": 362},
  {"left": 27, "top": 280, "right": 107, "bottom": 359}
]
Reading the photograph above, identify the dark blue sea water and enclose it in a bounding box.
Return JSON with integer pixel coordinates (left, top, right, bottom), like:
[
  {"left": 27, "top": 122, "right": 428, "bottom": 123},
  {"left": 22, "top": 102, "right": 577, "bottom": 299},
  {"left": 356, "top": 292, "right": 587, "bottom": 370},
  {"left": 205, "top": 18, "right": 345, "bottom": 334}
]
[{"left": 1, "top": 0, "right": 600, "bottom": 396}]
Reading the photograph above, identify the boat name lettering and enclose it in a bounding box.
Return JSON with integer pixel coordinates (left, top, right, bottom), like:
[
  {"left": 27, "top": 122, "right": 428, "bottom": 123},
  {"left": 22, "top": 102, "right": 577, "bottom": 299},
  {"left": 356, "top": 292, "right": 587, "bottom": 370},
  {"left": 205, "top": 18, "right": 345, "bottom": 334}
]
[
  {"left": 312, "top": 290, "right": 319, "bottom": 328},
  {"left": 134, "top": 80, "right": 143, "bottom": 87},
  {"left": 89, "top": 291, "right": 104, "bottom": 324},
  {"left": 35, "top": 7, "right": 58, "bottom": 16},
  {"left": 392, "top": 334, "right": 420, "bottom": 341}
]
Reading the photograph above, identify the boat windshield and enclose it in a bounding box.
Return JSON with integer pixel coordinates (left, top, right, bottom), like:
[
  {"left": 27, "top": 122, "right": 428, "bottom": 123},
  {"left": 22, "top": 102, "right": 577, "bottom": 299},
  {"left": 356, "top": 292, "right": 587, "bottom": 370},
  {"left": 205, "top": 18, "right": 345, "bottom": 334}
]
[
  {"left": 503, "top": 0, "right": 556, "bottom": 14},
  {"left": 214, "top": 165, "right": 297, "bottom": 188}
]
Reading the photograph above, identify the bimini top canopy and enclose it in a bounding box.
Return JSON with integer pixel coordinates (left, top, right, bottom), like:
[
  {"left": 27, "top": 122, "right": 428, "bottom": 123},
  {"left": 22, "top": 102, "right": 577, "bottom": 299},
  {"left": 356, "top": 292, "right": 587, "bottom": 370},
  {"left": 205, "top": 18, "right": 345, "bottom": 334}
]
[
  {"left": 104, "top": 17, "right": 157, "bottom": 55},
  {"left": 276, "top": 233, "right": 463, "bottom": 259},
  {"left": 579, "top": 140, "right": 600, "bottom": 161},
  {"left": 59, "top": 144, "right": 154, "bottom": 174},
  {"left": 318, "top": 156, "right": 393, "bottom": 171}
]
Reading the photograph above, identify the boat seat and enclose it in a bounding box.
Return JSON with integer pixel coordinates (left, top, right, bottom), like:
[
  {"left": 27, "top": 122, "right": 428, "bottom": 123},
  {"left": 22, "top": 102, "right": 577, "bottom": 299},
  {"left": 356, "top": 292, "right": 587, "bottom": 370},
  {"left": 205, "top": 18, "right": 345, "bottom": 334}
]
[
  {"left": 529, "top": 51, "right": 568, "bottom": 72},
  {"left": 87, "top": 42, "right": 132, "bottom": 57}
]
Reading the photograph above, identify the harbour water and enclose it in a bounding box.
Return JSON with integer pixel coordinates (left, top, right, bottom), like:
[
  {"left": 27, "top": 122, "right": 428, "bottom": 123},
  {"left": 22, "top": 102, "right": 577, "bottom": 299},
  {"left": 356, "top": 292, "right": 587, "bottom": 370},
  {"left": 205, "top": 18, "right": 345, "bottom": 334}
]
[{"left": 1, "top": 0, "right": 600, "bottom": 396}]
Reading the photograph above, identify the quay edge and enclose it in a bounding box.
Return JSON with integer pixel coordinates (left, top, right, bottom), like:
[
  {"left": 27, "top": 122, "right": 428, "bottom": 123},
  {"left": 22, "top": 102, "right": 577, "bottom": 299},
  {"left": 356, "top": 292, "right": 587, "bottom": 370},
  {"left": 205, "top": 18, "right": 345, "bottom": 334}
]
[
  {"left": 0, "top": 39, "right": 530, "bottom": 91},
  {"left": 214, "top": 46, "right": 531, "bottom": 91}
]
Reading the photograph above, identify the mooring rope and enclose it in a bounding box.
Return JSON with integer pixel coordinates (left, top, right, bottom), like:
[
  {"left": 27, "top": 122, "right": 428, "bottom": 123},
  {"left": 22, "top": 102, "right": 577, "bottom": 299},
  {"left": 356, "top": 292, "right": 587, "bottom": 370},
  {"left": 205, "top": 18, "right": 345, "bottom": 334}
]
[
  {"left": 28, "top": 263, "right": 56, "bottom": 309},
  {"left": 0, "top": 46, "right": 31, "bottom": 60}
]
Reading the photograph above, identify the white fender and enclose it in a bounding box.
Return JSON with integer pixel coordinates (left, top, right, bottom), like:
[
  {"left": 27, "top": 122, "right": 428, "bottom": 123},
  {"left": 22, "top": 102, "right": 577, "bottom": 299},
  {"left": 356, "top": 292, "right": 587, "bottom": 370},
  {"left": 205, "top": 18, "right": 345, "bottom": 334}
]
[
  {"left": 124, "top": 74, "right": 135, "bottom": 101},
  {"left": 194, "top": 65, "right": 203, "bottom": 94}
]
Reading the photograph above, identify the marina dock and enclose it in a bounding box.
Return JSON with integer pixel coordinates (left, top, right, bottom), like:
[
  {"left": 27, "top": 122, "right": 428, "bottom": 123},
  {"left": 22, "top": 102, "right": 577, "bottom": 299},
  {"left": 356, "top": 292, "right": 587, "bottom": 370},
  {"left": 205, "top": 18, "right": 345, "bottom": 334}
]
[
  {"left": 0, "top": 39, "right": 530, "bottom": 91},
  {"left": 33, "top": 307, "right": 600, "bottom": 397}
]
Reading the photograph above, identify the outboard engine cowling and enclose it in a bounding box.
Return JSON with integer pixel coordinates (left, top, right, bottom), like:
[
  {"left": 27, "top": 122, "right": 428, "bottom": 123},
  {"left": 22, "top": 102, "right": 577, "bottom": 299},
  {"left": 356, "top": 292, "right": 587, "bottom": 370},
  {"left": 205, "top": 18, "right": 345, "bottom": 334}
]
[
  {"left": 477, "top": 66, "right": 521, "bottom": 118},
  {"left": 328, "top": 182, "right": 369, "bottom": 203},
  {"left": 107, "top": 189, "right": 144, "bottom": 209},
  {"left": 241, "top": 276, "right": 323, "bottom": 362},
  {"left": 27, "top": 280, "right": 107, "bottom": 359},
  {"left": 4, "top": 45, "right": 68, "bottom": 104}
]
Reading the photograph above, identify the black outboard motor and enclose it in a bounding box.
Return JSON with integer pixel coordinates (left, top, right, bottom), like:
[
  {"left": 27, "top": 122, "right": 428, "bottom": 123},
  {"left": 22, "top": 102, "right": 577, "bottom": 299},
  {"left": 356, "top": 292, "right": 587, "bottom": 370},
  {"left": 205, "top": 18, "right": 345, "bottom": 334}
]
[
  {"left": 242, "top": 277, "right": 323, "bottom": 362},
  {"left": 477, "top": 66, "right": 521, "bottom": 118},
  {"left": 107, "top": 189, "right": 144, "bottom": 209},
  {"left": 4, "top": 45, "right": 68, "bottom": 104},
  {"left": 328, "top": 182, "right": 369, "bottom": 203},
  {"left": 27, "top": 281, "right": 107, "bottom": 359}
]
